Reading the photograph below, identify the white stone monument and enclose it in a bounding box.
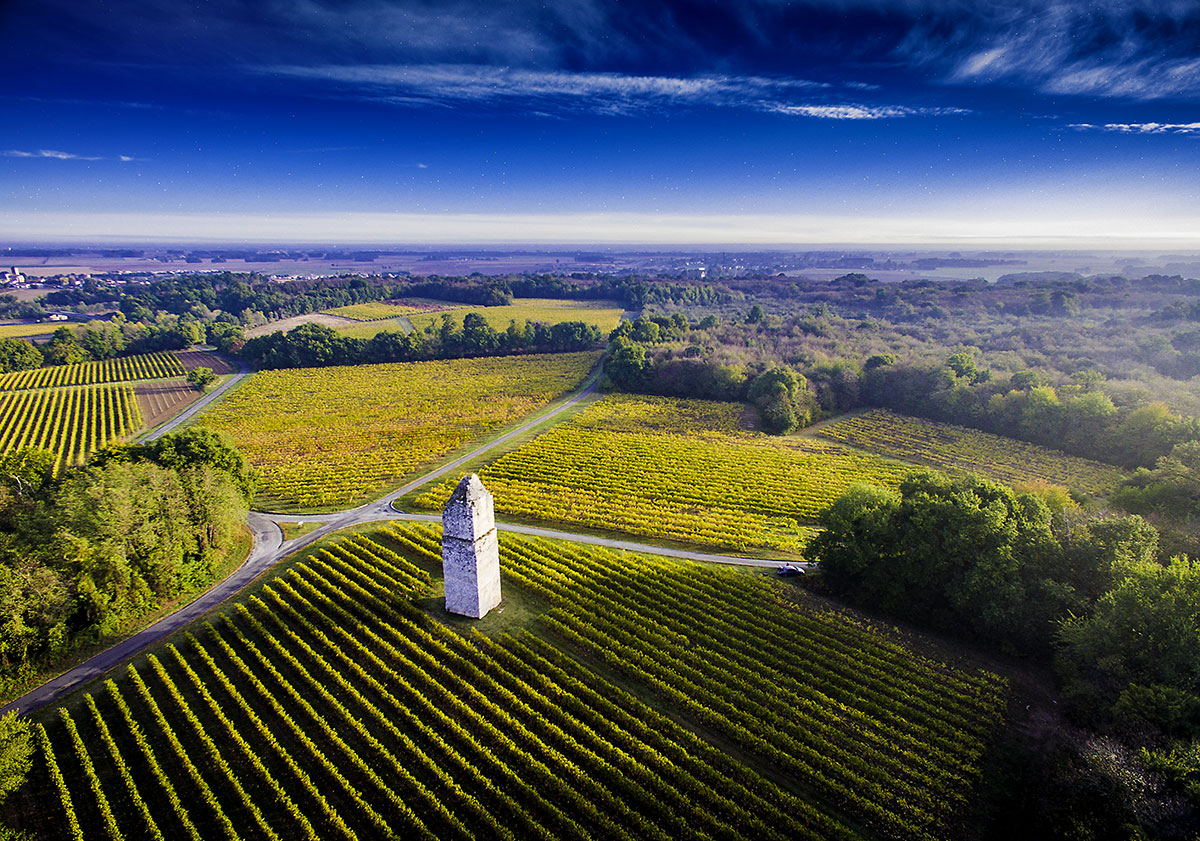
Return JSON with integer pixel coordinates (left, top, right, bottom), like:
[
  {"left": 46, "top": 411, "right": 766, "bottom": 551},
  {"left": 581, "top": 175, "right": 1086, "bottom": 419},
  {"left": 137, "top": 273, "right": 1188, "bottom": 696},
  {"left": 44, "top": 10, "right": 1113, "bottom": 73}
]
[{"left": 442, "top": 474, "right": 502, "bottom": 618}]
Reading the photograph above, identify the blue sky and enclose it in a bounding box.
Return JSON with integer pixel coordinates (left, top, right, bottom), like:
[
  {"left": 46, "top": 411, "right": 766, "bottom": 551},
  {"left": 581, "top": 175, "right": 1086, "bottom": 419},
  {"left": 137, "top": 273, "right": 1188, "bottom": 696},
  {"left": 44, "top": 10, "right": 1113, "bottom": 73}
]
[{"left": 1, "top": 0, "right": 1199, "bottom": 245}]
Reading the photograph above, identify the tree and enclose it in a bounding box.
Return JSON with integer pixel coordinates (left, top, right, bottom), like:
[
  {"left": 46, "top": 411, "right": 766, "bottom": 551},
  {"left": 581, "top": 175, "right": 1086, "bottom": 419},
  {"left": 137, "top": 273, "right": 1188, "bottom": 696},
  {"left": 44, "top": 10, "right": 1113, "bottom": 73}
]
[
  {"left": 1114, "top": 440, "right": 1200, "bottom": 519},
  {"left": 630, "top": 318, "right": 661, "bottom": 343},
  {"left": 461, "top": 312, "right": 500, "bottom": 355},
  {"left": 810, "top": 472, "right": 1096, "bottom": 652},
  {"left": 604, "top": 338, "right": 649, "bottom": 390},
  {"left": 0, "top": 338, "right": 41, "bottom": 373},
  {"left": 128, "top": 427, "right": 256, "bottom": 501},
  {"left": 185, "top": 366, "right": 217, "bottom": 392},
  {"left": 863, "top": 353, "right": 896, "bottom": 371},
  {"left": 1058, "top": 556, "right": 1200, "bottom": 737},
  {"left": 748, "top": 367, "right": 816, "bottom": 433},
  {"left": 41, "top": 326, "right": 88, "bottom": 365}
]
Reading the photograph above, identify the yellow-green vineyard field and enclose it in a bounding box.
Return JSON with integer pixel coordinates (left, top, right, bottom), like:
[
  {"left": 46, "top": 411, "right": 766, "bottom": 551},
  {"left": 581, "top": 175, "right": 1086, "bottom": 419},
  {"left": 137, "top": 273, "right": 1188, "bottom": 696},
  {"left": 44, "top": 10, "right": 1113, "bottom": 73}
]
[
  {"left": 0, "top": 352, "right": 184, "bottom": 391},
  {"left": 406, "top": 299, "right": 625, "bottom": 333},
  {"left": 198, "top": 351, "right": 600, "bottom": 509},
  {"left": 337, "top": 299, "right": 626, "bottom": 339},
  {"left": 0, "top": 322, "right": 56, "bottom": 339},
  {"left": 19, "top": 524, "right": 1007, "bottom": 841},
  {"left": 0, "top": 384, "right": 142, "bottom": 472},
  {"left": 816, "top": 409, "right": 1126, "bottom": 496},
  {"left": 324, "top": 301, "right": 439, "bottom": 321},
  {"left": 416, "top": 395, "right": 913, "bottom": 552}
]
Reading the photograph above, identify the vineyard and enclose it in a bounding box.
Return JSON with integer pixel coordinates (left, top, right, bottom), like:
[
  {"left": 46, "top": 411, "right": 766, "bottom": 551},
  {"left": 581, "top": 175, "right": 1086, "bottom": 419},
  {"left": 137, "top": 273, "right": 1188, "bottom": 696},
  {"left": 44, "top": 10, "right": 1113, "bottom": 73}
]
[
  {"left": 324, "top": 301, "right": 443, "bottom": 321},
  {"left": 0, "top": 322, "right": 56, "bottom": 339},
  {"left": 815, "top": 409, "right": 1126, "bottom": 496},
  {"left": 22, "top": 524, "right": 1007, "bottom": 841},
  {"left": 0, "top": 352, "right": 185, "bottom": 391},
  {"left": 415, "top": 395, "right": 912, "bottom": 552},
  {"left": 0, "top": 383, "right": 142, "bottom": 472},
  {"left": 397, "top": 299, "right": 625, "bottom": 334},
  {"left": 197, "top": 352, "right": 601, "bottom": 509}
]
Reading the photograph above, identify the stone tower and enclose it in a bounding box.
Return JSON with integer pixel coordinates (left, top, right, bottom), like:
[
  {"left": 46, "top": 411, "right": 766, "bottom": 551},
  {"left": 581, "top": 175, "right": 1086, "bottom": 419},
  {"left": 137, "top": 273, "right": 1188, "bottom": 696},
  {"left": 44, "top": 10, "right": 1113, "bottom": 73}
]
[{"left": 442, "top": 474, "right": 502, "bottom": 618}]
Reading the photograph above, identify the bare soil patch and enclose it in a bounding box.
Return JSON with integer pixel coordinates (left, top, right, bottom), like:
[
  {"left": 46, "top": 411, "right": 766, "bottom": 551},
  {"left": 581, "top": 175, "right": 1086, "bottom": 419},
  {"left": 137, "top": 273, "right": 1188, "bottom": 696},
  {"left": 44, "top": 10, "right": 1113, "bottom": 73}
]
[
  {"left": 175, "top": 350, "right": 238, "bottom": 374},
  {"left": 135, "top": 381, "right": 201, "bottom": 428}
]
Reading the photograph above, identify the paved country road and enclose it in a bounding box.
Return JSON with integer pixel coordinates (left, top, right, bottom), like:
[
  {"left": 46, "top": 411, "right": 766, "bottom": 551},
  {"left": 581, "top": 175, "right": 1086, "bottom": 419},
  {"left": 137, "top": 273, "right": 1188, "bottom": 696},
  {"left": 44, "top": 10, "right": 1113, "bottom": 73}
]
[{"left": 2, "top": 371, "right": 794, "bottom": 716}]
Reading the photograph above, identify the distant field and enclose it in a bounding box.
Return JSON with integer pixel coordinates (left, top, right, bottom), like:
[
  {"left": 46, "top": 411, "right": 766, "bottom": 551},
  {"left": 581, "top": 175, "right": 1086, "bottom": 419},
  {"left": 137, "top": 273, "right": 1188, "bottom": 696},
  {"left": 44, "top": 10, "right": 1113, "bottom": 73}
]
[
  {"left": 334, "top": 298, "right": 625, "bottom": 340},
  {"left": 324, "top": 300, "right": 448, "bottom": 321},
  {"left": 816, "top": 408, "right": 1127, "bottom": 496},
  {"left": 0, "top": 383, "right": 142, "bottom": 472},
  {"left": 404, "top": 299, "right": 625, "bottom": 333},
  {"left": 23, "top": 523, "right": 1006, "bottom": 841},
  {"left": 197, "top": 351, "right": 602, "bottom": 509},
  {"left": 243, "top": 312, "right": 358, "bottom": 339},
  {"left": 0, "top": 322, "right": 56, "bottom": 339},
  {"left": 0, "top": 351, "right": 184, "bottom": 391},
  {"left": 416, "top": 394, "right": 912, "bottom": 552}
]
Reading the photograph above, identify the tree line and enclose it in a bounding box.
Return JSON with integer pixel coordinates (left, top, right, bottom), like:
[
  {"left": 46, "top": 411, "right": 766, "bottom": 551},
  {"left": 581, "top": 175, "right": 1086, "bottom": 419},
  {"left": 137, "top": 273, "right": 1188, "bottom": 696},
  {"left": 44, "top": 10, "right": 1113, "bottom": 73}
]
[{"left": 239, "top": 316, "right": 603, "bottom": 370}]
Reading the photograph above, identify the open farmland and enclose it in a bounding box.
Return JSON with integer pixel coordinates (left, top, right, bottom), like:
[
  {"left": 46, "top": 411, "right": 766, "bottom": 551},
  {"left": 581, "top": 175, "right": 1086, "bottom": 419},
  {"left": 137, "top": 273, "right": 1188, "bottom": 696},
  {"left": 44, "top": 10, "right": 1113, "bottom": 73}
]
[
  {"left": 815, "top": 408, "right": 1127, "bottom": 496},
  {"left": 0, "top": 322, "right": 57, "bottom": 340},
  {"left": 0, "top": 384, "right": 142, "bottom": 472},
  {"left": 174, "top": 350, "right": 239, "bottom": 375},
  {"left": 21, "top": 524, "right": 1006, "bottom": 841},
  {"left": 196, "top": 351, "right": 601, "bottom": 509},
  {"left": 406, "top": 299, "right": 625, "bottom": 333},
  {"left": 336, "top": 298, "right": 626, "bottom": 340},
  {"left": 0, "top": 351, "right": 185, "bottom": 391},
  {"left": 324, "top": 300, "right": 450, "bottom": 321},
  {"left": 416, "top": 395, "right": 912, "bottom": 552}
]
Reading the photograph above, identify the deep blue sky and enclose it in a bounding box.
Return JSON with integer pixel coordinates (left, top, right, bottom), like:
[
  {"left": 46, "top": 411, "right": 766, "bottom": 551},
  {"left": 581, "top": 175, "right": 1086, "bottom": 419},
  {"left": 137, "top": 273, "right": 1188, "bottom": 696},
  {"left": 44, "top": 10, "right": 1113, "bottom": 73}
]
[{"left": 1, "top": 0, "right": 1198, "bottom": 245}]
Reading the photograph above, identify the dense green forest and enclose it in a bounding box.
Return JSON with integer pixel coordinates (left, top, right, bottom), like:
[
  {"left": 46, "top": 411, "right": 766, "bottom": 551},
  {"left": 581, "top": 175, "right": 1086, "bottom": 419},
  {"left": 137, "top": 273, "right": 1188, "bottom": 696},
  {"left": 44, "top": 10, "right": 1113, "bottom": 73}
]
[{"left": 0, "top": 429, "right": 254, "bottom": 699}]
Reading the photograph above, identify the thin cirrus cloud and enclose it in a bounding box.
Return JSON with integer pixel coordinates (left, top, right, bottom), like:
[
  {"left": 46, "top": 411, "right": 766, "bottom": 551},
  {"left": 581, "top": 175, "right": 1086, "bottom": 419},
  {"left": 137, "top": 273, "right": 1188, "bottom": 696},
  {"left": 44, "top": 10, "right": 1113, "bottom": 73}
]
[
  {"left": 898, "top": 0, "right": 1200, "bottom": 101},
  {"left": 265, "top": 64, "right": 958, "bottom": 120},
  {"left": 4, "top": 149, "right": 135, "bottom": 161},
  {"left": 1071, "top": 122, "right": 1200, "bottom": 135}
]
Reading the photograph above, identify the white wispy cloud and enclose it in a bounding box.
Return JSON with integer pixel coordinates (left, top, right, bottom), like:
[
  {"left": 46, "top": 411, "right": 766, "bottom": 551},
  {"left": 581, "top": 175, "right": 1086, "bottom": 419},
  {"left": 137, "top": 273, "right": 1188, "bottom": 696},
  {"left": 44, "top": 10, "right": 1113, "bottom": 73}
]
[
  {"left": 905, "top": 1, "right": 1200, "bottom": 101},
  {"left": 265, "top": 63, "right": 953, "bottom": 120},
  {"left": 1071, "top": 122, "right": 1200, "bottom": 135},
  {"left": 3, "top": 149, "right": 135, "bottom": 161},
  {"left": 768, "top": 103, "right": 967, "bottom": 120}
]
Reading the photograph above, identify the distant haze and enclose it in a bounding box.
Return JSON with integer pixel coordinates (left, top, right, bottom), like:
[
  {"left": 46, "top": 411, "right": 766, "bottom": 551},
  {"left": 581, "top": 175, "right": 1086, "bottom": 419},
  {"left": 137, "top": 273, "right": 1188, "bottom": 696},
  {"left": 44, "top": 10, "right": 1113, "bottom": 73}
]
[{"left": 2, "top": 211, "right": 1197, "bottom": 250}]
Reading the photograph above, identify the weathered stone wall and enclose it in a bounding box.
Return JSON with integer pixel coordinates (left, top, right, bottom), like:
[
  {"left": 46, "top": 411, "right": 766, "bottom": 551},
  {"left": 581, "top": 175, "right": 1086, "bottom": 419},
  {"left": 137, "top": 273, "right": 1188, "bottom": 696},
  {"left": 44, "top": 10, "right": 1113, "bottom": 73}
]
[{"left": 442, "top": 474, "right": 502, "bottom": 619}]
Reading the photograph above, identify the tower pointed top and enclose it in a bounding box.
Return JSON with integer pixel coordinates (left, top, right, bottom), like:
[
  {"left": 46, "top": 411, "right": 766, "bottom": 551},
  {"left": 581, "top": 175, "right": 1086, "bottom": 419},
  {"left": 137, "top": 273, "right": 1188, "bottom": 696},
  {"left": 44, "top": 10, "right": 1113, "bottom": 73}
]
[
  {"left": 450, "top": 473, "right": 489, "bottom": 504},
  {"left": 443, "top": 474, "right": 496, "bottom": 542}
]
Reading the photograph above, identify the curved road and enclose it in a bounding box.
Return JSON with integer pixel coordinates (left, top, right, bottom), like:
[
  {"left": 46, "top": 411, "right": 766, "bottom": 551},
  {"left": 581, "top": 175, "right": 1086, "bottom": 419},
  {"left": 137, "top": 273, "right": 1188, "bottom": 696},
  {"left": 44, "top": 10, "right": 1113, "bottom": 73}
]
[{"left": 3, "top": 371, "right": 795, "bottom": 716}]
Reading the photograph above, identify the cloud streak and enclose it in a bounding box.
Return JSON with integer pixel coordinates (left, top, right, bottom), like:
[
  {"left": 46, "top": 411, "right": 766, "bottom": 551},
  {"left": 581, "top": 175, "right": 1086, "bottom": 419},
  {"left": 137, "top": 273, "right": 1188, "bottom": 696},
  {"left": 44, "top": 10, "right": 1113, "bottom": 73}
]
[
  {"left": 898, "top": 1, "right": 1200, "bottom": 101},
  {"left": 4, "top": 149, "right": 107, "bottom": 161},
  {"left": 266, "top": 63, "right": 956, "bottom": 120},
  {"left": 1072, "top": 122, "right": 1200, "bottom": 135}
]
